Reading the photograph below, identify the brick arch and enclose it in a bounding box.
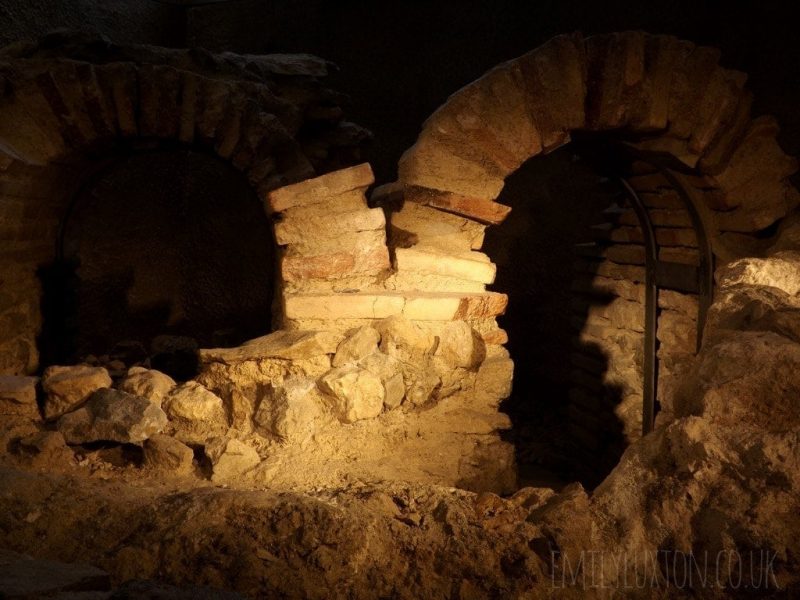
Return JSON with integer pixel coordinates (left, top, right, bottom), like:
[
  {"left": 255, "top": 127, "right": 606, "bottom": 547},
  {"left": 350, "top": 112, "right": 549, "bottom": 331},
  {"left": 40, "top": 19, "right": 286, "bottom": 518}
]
[
  {"left": 378, "top": 31, "right": 799, "bottom": 469},
  {"left": 0, "top": 34, "right": 370, "bottom": 375},
  {"left": 394, "top": 31, "right": 798, "bottom": 249}
]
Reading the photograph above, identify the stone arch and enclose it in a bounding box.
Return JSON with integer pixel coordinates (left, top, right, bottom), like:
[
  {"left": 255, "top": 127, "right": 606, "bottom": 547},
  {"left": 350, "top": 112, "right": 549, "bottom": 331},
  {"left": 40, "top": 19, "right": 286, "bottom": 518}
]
[
  {"left": 0, "top": 32, "right": 370, "bottom": 375},
  {"left": 395, "top": 31, "right": 797, "bottom": 244},
  {"left": 379, "top": 31, "right": 800, "bottom": 477}
]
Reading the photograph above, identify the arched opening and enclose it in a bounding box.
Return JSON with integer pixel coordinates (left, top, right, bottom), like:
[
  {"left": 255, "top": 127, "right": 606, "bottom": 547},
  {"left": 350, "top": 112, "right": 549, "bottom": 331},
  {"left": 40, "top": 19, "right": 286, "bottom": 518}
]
[
  {"left": 485, "top": 145, "right": 633, "bottom": 488},
  {"left": 391, "top": 31, "right": 799, "bottom": 491},
  {"left": 484, "top": 136, "right": 718, "bottom": 489},
  {"left": 36, "top": 147, "right": 276, "bottom": 378}
]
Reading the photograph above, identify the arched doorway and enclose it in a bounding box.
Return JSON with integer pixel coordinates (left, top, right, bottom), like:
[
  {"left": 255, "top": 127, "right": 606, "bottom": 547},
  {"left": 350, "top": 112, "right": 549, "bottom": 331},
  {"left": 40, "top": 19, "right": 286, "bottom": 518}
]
[
  {"left": 37, "top": 147, "right": 276, "bottom": 374},
  {"left": 385, "top": 30, "right": 799, "bottom": 487}
]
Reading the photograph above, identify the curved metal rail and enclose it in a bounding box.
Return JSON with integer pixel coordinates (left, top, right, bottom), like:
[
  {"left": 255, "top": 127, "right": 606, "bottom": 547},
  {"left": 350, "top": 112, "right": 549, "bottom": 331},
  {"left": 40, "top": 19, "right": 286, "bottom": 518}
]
[{"left": 615, "top": 149, "right": 715, "bottom": 435}]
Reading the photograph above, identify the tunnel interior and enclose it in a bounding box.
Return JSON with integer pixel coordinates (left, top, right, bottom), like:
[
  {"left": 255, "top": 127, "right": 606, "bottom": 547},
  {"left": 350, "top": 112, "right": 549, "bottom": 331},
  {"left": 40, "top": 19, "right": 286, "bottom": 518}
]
[
  {"left": 485, "top": 144, "right": 641, "bottom": 488},
  {"left": 37, "top": 148, "right": 276, "bottom": 379}
]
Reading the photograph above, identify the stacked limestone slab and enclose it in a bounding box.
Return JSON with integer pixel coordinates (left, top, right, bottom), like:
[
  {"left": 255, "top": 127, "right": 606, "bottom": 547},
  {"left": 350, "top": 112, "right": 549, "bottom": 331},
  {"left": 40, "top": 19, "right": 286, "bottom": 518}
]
[{"left": 271, "top": 165, "right": 509, "bottom": 349}]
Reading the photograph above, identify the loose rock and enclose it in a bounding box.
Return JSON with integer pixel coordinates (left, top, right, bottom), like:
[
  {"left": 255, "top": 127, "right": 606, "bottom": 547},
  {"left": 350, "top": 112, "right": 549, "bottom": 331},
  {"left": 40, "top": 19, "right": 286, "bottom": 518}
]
[
  {"left": 318, "top": 366, "right": 384, "bottom": 422},
  {"left": 15, "top": 431, "right": 73, "bottom": 467},
  {"left": 0, "top": 375, "right": 40, "bottom": 421},
  {"left": 118, "top": 367, "right": 176, "bottom": 405},
  {"left": 143, "top": 434, "right": 194, "bottom": 475},
  {"left": 42, "top": 365, "right": 112, "bottom": 420},
  {"left": 162, "top": 382, "right": 229, "bottom": 445},
  {"left": 435, "top": 321, "right": 485, "bottom": 369},
  {"left": 254, "top": 377, "right": 328, "bottom": 443},
  {"left": 57, "top": 388, "right": 168, "bottom": 444},
  {"left": 332, "top": 326, "right": 380, "bottom": 367}
]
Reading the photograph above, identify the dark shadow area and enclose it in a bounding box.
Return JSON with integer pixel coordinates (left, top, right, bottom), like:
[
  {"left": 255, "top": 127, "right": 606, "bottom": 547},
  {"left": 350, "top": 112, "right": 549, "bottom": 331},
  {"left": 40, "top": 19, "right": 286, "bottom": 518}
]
[
  {"left": 38, "top": 149, "right": 275, "bottom": 374},
  {"left": 485, "top": 145, "right": 635, "bottom": 489}
]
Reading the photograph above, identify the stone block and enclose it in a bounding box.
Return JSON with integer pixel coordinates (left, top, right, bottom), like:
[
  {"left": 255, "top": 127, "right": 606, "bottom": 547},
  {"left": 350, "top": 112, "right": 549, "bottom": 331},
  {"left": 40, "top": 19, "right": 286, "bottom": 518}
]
[
  {"left": 0, "top": 74, "right": 66, "bottom": 163},
  {"left": 716, "top": 252, "right": 800, "bottom": 295},
  {"left": 15, "top": 431, "right": 73, "bottom": 467},
  {"left": 318, "top": 366, "right": 384, "bottom": 423},
  {"left": 57, "top": 388, "right": 168, "bottom": 444},
  {"left": 199, "top": 330, "right": 342, "bottom": 365},
  {"left": 435, "top": 321, "right": 486, "bottom": 370},
  {"left": 397, "top": 138, "right": 505, "bottom": 201},
  {"left": 628, "top": 35, "right": 694, "bottom": 131},
  {"left": 74, "top": 63, "right": 116, "bottom": 140},
  {"left": 421, "top": 61, "right": 542, "bottom": 174},
  {"left": 143, "top": 434, "right": 194, "bottom": 475},
  {"left": 205, "top": 437, "right": 260, "bottom": 482},
  {"left": 162, "top": 382, "right": 229, "bottom": 445},
  {"left": 117, "top": 367, "right": 176, "bottom": 406},
  {"left": 698, "top": 90, "right": 753, "bottom": 174},
  {"left": 46, "top": 62, "right": 97, "bottom": 146},
  {"left": 267, "top": 163, "right": 374, "bottom": 213},
  {"left": 395, "top": 247, "right": 496, "bottom": 284},
  {"left": 713, "top": 117, "right": 798, "bottom": 198},
  {"left": 283, "top": 291, "right": 508, "bottom": 322},
  {"left": 516, "top": 32, "right": 587, "bottom": 149},
  {"left": 94, "top": 62, "right": 138, "bottom": 137},
  {"left": 333, "top": 326, "right": 380, "bottom": 367},
  {"left": 386, "top": 199, "right": 486, "bottom": 252},
  {"left": 668, "top": 45, "right": 722, "bottom": 140},
  {"left": 585, "top": 31, "right": 646, "bottom": 129},
  {"left": 280, "top": 244, "right": 390, "bottom": 283},
  {"left": 273, "top": 207, "right": 385, "bottom": 246},
  {"left": 402, "top": 185, "right": 511, "bottom": 225},
  {"left": 253, "top": 377, "right": 327, "bottom": 442},
  {"left": 42, "top": 365, "right": 112, "bottom": 420},
  {"left": 687, "top": 67, "right": 747, "bottom": 155}
]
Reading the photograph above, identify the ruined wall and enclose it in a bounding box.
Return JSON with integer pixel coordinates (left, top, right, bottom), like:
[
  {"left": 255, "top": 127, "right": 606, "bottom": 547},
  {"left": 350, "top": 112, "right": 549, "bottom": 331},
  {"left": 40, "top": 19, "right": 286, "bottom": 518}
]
[
  {"left": 0, "top": 34, "right": 369, "bottom": 374},
  {"left": 2, "top": 31, "right": 799, "bottom": 496}
]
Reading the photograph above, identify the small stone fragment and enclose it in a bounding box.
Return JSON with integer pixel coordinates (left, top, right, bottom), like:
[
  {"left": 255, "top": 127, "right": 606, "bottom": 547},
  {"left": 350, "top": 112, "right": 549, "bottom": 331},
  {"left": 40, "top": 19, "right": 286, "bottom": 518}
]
[{"left": 383, "top": 373, "right": 405, "bottom": 410}]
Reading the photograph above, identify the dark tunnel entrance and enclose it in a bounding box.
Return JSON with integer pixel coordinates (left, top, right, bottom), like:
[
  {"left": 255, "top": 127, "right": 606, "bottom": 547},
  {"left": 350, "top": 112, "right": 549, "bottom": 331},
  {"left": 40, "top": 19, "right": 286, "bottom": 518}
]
[
  {"left": 485, "top": 144, "right": 643, "bottom": 490},
  {"left": 38, "top": 148, "right": 276, "bottom": 379}
]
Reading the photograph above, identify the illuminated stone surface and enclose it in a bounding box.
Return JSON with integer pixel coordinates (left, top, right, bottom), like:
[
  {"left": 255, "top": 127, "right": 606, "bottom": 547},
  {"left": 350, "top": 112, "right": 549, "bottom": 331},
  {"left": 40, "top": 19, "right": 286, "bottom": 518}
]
[
  {"left": 162, "top": 382, "right": 229, "bottom": 445},
  {"left": 117, "top": 367, "right": 176, "bottom": 406}
]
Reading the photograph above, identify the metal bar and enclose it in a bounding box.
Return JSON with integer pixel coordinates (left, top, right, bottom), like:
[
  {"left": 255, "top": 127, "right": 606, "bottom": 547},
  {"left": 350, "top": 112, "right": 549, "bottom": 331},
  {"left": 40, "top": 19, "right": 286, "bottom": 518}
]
[
  {"left": 619, "top": 178, "right": 659, "bottom": 436},
  {"left": 649, "top": 167, "right": 714, "bottom": 353}
]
